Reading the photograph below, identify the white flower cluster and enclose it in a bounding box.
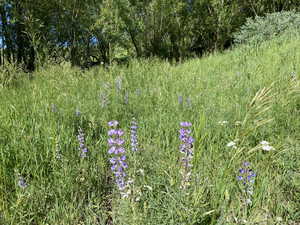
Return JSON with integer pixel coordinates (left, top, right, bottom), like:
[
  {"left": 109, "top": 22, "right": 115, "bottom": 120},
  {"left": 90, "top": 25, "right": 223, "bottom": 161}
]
[
  {"left": 260, "top": 140, "right": 275, "bottom": 151},
  {"left": 227, "top": 141, "right": 237, "bottom": 149}
]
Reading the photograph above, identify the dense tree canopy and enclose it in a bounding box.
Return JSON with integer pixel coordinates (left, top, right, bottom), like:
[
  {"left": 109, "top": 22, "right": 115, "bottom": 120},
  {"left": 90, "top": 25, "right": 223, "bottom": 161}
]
[{"left": 0, "top": 0, "right": 299, "bottom": 71}]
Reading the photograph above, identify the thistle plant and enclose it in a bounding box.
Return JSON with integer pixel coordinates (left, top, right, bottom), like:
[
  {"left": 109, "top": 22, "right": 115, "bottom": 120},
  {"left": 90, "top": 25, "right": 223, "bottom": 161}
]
[
  {"left": 77, "top": 127, "right": 88, "bottom": 158},
  {"left": 179, "top": 122, "right": 194, "bottom": 189},
  {"left": 130, "top": 118, "right": 138, "bottom": 152},
  {"left": 237, "top": 162, "right": 256, "bottom": 205},
  {"left": 108, "top": 120, "right": 128, "bottom": 196}
]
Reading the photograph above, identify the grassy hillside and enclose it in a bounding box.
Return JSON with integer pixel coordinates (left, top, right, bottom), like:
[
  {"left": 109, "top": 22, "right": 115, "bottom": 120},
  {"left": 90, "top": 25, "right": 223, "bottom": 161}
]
[{"left": 0, "top": 34, "right": 299, "bottom": 225}]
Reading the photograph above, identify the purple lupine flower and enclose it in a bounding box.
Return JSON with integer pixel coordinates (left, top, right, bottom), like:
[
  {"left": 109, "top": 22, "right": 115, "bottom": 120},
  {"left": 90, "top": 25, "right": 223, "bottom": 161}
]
[
  {"left": 130, "top": 118, "right": 139, "bottom": 152},
  {"left": 108, "top": 120, "right": 128, "bottom": 195},
  {"left": 77, "top": 127, "right": 88, "bottom": 158},
  {"left": 178, "top": 95, "right": 183, "bottom": 105},
  {"left": 108, "top": 120, "right": 119, "bottom": 127},
  {"left": 179, "top": 121, "right": 194, "bottom": 189},
  {"left": 18, "top": 176, "right": 28, "bottom": 189},
  {"left": 237, "top": 162, "right": 256, "bottom": 205},
  {"left": 180, "top": 122, "right": 192, "bottom": 127},
  {"left": 75, "top": 109, "right": 81, "bottom": 116}
]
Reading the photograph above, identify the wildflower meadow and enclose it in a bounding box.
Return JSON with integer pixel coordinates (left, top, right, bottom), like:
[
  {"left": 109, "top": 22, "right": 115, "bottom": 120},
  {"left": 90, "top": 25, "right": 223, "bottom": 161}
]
[{"left": 0, "top": 35, "right": 299, "bottom": 225}]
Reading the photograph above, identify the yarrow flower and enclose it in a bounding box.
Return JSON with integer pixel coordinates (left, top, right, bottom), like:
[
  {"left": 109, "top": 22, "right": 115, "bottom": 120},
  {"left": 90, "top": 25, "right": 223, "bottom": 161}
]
[
  {"left": 130, "top": 118, "right": 139, "bottom": 152},
  {"left": 260, "top": 140, "right": 275, "bottom": 151},
  {"left": 108, "top": 120, "right": 128, "bottom": 196},
  {"left": 227, "top": 141, "right": 237, "bottom": 149},
  {"left": 179, "top": 121, "right": 194, "bottom": 189},
  {"left": 218, "top": 120, "right": 228, "bottom": 125},
  {"left": 235, "top": 121, "right": 242, "bottom": 126},
  {"left": 77, "top": 127, "right": 88, "bottom": 158},
  {"left": 237, "top": 162, "right": 256, "bottom": 205}
]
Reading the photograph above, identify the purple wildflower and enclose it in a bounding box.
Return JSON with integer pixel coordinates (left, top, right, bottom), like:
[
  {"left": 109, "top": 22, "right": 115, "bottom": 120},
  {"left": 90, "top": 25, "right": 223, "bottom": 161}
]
[
  {"left": 237, "top": 162, "right": 256, "bottom": 205},
  {"left": 108, "top": 120, "right": 128, "bottom": 195},
  {"left": 130, "top": 118, "right": 139, "bottom": 152},
  {"left": 180, "top": 122, "right": 192, "bottom": 127},
  {"left": 108, "top": 120, "right": 119, "bottom": 127},
  {"left": 18, "top": 176, "right": 28, "bottom": 189},
  {"left": 75, "top": 109, "right": 81, "bottom": 116},
  {"left": 179, "top": 121, "right": 194, "bottom": 189},
  {"left": 178, "top": 95, "right": 183, "bottom": 105},
  {"left": 77, "top": 127, "right": 88, "bottom": 158}
]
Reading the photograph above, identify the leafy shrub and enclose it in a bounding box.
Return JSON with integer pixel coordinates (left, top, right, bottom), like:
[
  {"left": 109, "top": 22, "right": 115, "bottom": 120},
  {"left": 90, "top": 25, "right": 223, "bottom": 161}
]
[{"left": 234, "top": 11, "right": 300, "bottom": 45}]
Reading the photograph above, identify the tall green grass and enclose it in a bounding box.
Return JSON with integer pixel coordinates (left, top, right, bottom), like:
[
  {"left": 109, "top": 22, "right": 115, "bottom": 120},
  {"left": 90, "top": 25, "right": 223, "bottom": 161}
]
[{"left": 0, "top": 34, "right": 299, "bottom": 225}]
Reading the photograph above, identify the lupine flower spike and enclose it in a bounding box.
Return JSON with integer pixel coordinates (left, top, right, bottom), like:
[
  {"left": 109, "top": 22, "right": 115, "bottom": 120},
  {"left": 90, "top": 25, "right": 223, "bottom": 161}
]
[
  {"left": 108, "top": 120, "right": 128, "bottom": 197},
  {"left": 77, "top": 127, "right": 88, "bottom": 158},
  {"left": 179, "top": 122, "right": 194, "bottom": 189},
  {"left": 178, "top": 95, "right": 183, "bottom": 105},
  {"left": 237, "top": 162, "right": 256, "bottom": 205},
  {"left": 130, "top": 118, "right": 139, "bottom": 152}
]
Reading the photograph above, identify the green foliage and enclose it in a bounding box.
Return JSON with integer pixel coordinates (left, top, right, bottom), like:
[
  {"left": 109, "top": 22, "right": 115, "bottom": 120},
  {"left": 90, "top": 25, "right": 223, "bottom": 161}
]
[
  {"left": 1, "top": 0, "right": 300, "bottom": 69},
  {"left": 234, "top": 11, "right": 300, "bottom": 46}
]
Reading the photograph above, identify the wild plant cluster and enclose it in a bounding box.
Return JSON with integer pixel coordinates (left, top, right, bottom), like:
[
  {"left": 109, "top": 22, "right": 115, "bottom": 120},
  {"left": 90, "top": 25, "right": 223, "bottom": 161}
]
[{"left": 234, "top": 11, "right": 300, "bottom": 46}]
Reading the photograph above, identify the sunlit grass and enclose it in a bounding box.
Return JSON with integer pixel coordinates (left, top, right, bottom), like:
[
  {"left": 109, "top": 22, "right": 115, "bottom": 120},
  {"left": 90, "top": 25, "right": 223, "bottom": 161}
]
[{"left": 0, "top": 35, "right": 299, "bottom": 225}]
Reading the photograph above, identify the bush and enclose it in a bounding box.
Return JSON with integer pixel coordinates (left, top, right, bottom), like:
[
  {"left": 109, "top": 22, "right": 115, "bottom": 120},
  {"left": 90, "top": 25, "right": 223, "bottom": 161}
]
[{"left": 234, "top": 11, "right": 300, "bottom": 45}]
